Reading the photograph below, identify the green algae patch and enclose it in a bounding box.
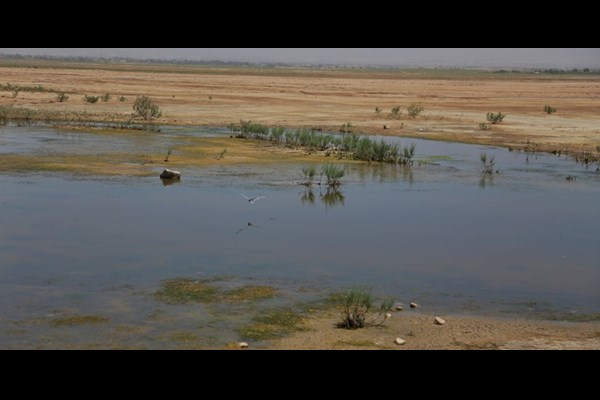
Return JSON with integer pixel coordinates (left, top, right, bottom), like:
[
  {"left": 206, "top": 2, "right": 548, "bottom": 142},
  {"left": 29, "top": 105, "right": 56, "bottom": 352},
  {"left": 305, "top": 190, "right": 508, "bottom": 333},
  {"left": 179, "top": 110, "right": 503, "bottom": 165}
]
[
  {"left": 155, "top": 278, "right": 219, "bottom": 304},
  {"left": 239, "top": 308, "right": 305, "bottom": 341},
  {"left": 222, "top": 285, "right": 278, "bottom": 303},
  {"left": 50, "top": 315, "right": 108, "bottom": 327}
]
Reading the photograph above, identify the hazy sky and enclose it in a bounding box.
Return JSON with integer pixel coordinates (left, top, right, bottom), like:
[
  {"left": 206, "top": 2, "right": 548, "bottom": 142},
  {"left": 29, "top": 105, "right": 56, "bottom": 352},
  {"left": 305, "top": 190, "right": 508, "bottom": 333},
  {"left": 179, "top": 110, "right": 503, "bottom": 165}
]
[{"left": 1, "top": 48, "right": 598, "bottom": 68}]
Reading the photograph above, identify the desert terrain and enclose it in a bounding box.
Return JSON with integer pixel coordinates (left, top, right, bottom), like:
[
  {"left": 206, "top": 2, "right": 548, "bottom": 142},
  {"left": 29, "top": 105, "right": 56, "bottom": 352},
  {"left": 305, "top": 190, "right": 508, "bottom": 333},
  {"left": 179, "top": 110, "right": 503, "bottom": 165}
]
[{"left": 1, "top": 60, "right": 599, "bottom": 157}]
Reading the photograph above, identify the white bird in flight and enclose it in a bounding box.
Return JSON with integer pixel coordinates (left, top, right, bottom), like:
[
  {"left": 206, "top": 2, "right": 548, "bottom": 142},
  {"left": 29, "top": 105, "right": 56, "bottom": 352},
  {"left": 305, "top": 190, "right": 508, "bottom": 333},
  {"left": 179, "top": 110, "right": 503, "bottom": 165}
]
[{"left": 240, "top": 194, "right": 266, "bottom": 204}]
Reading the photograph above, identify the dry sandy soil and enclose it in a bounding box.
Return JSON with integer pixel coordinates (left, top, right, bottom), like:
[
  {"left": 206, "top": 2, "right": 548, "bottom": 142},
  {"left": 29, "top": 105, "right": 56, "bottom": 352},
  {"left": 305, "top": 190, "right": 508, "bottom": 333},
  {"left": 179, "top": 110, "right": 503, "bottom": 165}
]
[
  {"left": 266, "top": 310, "right": 600, "bottom": 350},
  {"left": 1, "top": 61, "right": 599, "bottom": 156}
]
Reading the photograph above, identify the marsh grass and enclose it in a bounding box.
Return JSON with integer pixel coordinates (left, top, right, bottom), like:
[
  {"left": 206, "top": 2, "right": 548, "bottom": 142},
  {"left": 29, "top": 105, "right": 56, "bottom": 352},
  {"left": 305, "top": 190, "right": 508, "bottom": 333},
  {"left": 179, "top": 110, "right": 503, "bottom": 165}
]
[
  {"left": 50, "top": 315, "right": 108, "bottom": 327},
  {"left": 480, "top": 152, "right": 496, "bottom": 174},
  {"left": 337, "top": 287, "right": 394, "bottom": 329},
  {"left": 238, "top": 308, "right": 305, "bottom": 340},
  {"left": 321, "top": 163, "right": 345, "bottom": 186},
  {"left": 301, "top": 165, "right": 317, "bottom": 186},
  {"left": 230, "top": 121, "right": 417, "bottom": 165}
]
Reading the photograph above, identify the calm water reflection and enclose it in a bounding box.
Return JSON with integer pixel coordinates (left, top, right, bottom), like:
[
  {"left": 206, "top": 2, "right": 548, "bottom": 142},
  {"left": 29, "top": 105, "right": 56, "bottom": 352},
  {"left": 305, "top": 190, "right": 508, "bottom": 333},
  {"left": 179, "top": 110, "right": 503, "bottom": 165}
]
[{"left": 1, "top": 126, "right": 599, "bottom": 348}]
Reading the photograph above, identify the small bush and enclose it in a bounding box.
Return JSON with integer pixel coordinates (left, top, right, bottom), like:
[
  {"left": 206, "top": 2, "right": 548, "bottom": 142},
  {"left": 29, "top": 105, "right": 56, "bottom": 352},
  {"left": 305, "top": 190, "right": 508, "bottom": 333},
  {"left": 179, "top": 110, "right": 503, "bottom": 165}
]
[
  {"left": 544, "top": 105, "right": 557, "bottom": 114},
  {"left": 375, "top": 107, "right": 381, "bottom": 114},
  {"left": 407, "top": 102, "right": 424, "bottom": 117},
  {"left": 100, "top": 93, "right": 112, "bottom": 102},
  {"left": 479, "top": 123, "right": 490, "bottom": 130},
  {"left": 56, "top": 92, "right": 69, "bottom": 102},
  {"left": 133, "top": 96, "right": 162, "bottom": 120},
  {"left": 84, "top": 95, "right": 99, "bottom": 104},
  {"left": 340, "top": 122, "right": 352, "bottom": 133},
  {"left": 486, "top": 112, "right": 505, "bottom": 124},
  {"left": 11, "top": 89, "right": 18, "bottom": 98},
  {"left": 338, "top": 287, "right": 394, "bottom": 329},
  {"left": 118, "top": 96, "right": 126, "bottom": 102},
  {"left": 391, "top": 106, "right": 402, "bottom": 118}
]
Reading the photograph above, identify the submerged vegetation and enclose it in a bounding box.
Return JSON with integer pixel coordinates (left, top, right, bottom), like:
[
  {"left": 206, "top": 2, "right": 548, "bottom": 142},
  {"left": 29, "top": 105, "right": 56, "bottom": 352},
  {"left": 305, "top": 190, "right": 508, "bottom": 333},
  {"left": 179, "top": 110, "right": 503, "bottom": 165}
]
[
  {"left": 155, "top": 278, "right": 278, "bottom": 304},
  {"left": 50, "top": 315, "right": 108, "bottom": 327},
  {"left": 230, "top": 120, "right": 416, "bottom": 165}
]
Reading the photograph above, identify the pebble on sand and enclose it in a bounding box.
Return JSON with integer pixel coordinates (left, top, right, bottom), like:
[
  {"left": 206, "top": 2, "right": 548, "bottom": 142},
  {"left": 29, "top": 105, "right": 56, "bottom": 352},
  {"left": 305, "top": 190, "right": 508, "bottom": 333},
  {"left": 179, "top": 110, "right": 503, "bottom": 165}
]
[
  {"left": 410, "top": 302, "right": 418, "bottom": 308},
  {"left": 434, "top": 317, "right": 446, "bottom": 325},
  {"left": 395, "top": 338, "right": 406, "bottom": 345},
  {"left": 238, "top": 342, "right": 249, "bottom": 348},
  {"left": 385, "top": 312, "right": 392, "bottom": 319}
]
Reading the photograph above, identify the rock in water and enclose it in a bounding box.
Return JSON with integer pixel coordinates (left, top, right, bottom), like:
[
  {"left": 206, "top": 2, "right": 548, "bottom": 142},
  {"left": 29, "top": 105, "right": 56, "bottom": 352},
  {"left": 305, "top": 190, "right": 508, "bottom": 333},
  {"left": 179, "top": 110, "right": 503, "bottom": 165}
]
[
  {"left": 160, "top": 169, "right": 181, "bottom": 179},
  {"left": 410, "top": 302, "right": 418, "bottom": 309},
  {"left": 434, "top": 317, "right": 446, "bottom": 325},
  {"left": 395, "top": 305, "right": 404, "bottom": 311},
  {"left": 394, "top": 338, "right": 406, "bottom": 345},
  {"left": 238, "top": 342, "right": 249, "bottom": 349}
]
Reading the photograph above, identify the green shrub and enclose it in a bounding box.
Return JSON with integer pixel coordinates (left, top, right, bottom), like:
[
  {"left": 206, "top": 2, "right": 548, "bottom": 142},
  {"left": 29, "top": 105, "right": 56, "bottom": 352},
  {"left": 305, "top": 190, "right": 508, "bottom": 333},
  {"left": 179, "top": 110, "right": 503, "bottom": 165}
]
[
  {"left": 321, "top": 164, "right": 345, "bottom": 187},
  {"left": 118, "top": 96, "right": 126, "bottom": 102},
  {"left": 391, "top": 106, "right": 402, "bottom": 117},
  {"left": 486, "top": 112, "right": 505, "bottom": 124},
  {"left": 100, "top": 93, "right": 112, "bottom": 102},
  {"left": 338, "top": 287, "right": 394, "bottom": 329},
  {"left": 301, "top": 165, "right": 317, "bottom": 186},
  {"left": 84, "top": 95, "right": 99, "bottom": 104},
  {"left": 544, "top": 105, "right": 557, "bottom": 114},
  {"left": 133, "top": 96, "right": 162, "bottom": 120},
  {"left": 407, "top": 102, "right": 424, "bottom": 117},
  {"left": 375, "top": 107, "right": 381, "bottom": 114},
  {"left": 56, "top": 92, "right": 69, "bottom": 102},
  {"left": 479, "top": 123, "right": 490, "bottom": 130}
]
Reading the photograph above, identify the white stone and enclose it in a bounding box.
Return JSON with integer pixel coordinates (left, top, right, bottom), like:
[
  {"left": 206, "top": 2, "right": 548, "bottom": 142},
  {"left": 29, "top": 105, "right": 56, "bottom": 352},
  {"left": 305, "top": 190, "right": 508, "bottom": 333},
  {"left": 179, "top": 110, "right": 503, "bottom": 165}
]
[
  {"left": 434, "top": 317, "right": 446, "bottom": 326},
  {"left": 410, "top": 302, "right": 418, "bottom": 308},
  {"left": 238, "top": 342, "right": 249, "bottom": 348},
  {"left": 395, "top": 305, "right": 403, "bottom": 311},
  {"left": 394, "top": 338, "right": 406, "bottom": 345},
  {"left": 385, "top": 312, "right": 392, "bottom": 319}
]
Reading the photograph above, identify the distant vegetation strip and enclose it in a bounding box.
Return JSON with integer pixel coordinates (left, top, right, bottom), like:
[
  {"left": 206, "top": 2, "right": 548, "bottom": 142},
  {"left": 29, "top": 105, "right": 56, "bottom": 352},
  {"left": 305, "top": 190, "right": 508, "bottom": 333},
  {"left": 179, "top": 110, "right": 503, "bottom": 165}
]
[{"left": 229, "top": 120, "right": 416, "bottom": 165}]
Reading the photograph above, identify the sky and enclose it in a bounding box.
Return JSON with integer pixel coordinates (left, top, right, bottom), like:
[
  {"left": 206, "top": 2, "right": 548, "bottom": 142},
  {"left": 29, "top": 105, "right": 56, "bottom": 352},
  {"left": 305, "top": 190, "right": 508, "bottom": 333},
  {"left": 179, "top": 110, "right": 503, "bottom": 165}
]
[{"left": 1, "top": 48, "right": 598, "bottom": 69}]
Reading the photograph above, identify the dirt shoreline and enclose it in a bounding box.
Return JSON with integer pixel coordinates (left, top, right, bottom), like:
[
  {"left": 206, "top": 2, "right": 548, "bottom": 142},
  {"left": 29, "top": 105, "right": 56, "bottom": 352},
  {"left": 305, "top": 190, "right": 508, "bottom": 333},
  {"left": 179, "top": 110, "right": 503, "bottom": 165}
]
[
  {"left": 263, "top": 310, "right": 600, "bottom": 350},
  {"left": 1, "top": 62, "right": 599, "bottom": 159}
]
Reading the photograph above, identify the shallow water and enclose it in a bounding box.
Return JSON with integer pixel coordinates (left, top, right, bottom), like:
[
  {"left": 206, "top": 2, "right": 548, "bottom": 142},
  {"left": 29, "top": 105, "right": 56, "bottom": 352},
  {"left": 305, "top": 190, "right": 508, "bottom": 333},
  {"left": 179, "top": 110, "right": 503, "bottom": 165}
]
[{"left": 1, "top": 126, "right": 599, "bottom": 348}]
